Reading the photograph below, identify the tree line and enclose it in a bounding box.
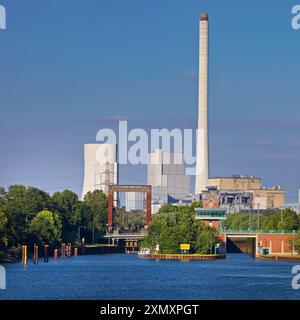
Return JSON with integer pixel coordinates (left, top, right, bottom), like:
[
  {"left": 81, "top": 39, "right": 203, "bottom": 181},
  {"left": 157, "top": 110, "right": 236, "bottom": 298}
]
[
  {"left": 0, "top": 185, "right": 108, "bottom": 261},
  {"left": 141, "top": 203, "right": 220, "bottom": 254},
  {"left": 223, "top": 209, "right": 300, "bottom": 231},
  {"left": 224, "top": 210, "right": 300, "bottom": 254}
]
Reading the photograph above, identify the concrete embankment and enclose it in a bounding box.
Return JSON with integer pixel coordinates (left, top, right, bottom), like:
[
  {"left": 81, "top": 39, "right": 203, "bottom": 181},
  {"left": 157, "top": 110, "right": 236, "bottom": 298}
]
[
  {"left": 145, "top": 254, "right": 226, "bottom": 261},
  {"left": 257, "top": 254, "right": 300, "bottom": 262}
]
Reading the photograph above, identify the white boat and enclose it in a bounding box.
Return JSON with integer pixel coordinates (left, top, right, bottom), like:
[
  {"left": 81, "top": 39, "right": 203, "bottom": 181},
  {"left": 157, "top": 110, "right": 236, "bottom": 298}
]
[{"left": 138, "top": 248, "right": 151, "bottom": 256}]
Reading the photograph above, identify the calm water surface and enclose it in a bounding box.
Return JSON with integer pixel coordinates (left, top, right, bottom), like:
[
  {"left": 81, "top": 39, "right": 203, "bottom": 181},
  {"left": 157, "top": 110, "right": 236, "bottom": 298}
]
[{"left": 1, "top": 253, "right": 300, "bottom": 300}]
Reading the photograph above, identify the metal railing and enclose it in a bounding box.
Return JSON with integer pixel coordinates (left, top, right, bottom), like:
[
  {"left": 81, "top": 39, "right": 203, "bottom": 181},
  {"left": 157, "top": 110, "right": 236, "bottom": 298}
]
[
  {"left": 219, "top": 229, "right": 297, "bottom": 234},
  {"left": 104, "top": 231, "right": 146, "bottom": 238},
  {"left": 195, "top": 213, "right": 226, "bottom": 218}
]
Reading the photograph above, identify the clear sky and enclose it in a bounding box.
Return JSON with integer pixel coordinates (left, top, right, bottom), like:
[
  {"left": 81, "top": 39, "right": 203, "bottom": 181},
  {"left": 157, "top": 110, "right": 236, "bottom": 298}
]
[{"left": 0, "top": 0, "right": 299, "bottom": 201}]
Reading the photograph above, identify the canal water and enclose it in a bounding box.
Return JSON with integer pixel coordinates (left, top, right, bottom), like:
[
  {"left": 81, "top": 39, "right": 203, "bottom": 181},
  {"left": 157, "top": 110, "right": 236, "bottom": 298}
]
[{"left": 1, "top": 253, "right": 300, "bottom": 300}]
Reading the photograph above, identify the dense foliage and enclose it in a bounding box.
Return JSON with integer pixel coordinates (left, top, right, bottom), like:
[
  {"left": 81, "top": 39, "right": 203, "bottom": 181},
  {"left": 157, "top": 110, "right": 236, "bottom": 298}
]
[
  {"left": 29, "top": 210, "right": 62, "bottom": 247},
  {"left": 141, "top": 204, "right": 219, "bottom": 254},
  {"left": 0, "top": 185, "right": 108, "bottom": 261},
  {"left": 114, "top": 208, "right": 145, "bottom": 231},
  {"left": 224, "top": 209, "right": 300, "bottom": 231},
  {"left": 292, "top": 232, "right": 300, "bottom": 254}
]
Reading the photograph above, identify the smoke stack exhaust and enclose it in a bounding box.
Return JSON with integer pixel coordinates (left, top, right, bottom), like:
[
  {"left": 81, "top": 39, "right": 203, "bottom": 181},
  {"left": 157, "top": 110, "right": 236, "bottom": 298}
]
[{"left": 195, "top": 13, "right": 209, "bottom": 194}]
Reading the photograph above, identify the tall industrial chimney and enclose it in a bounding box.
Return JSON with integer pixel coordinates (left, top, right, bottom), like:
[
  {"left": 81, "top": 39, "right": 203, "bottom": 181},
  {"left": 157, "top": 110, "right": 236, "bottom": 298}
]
[{"left": 195, "top": 13, "right": 209, "bottom": 194}]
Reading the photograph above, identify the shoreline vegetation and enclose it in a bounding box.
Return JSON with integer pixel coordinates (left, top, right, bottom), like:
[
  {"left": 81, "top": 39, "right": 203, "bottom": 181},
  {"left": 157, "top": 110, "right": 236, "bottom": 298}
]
[
  {"left": 1, "top": 185, "right": 300, "bottom": 263},
  {"left": 0, "top": 185, "right": 111, "bottom": 263},
  {"left": 140, "top": 202, "right": 220, "bottom": 255}
]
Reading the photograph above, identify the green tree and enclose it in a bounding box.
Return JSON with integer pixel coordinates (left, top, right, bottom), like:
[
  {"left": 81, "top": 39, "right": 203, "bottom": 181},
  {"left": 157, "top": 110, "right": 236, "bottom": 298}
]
[
  {"left": 52, "top": 190, "right": 80, "bottom": 242},
  {"left": 5, "top": 185, "right": 53, "bottom": 246},
  {"left": 74, "top": 201, "right": 92, "bottom": 227},
  {"left": 0, "top": 210, "right": 8, "bottom": 260},
  {"left": 258, "top": 214, "right": 274, "bottom": 231},
  {"left": 194, "top": 226, "right": 218, "bottom": 254},
  {"left": 114, "top": 208, "right": 128, "bottom": 229},
  {"left": 141, "top": 204, "right": 219, "bottom": 254},
  {"left": 275, "top": 209, "right": 299, "bottom": 231},
  {"left": 0, "top": 187, "right": 7, "bottom": 257},
  {"left": 84, "top": 190, "right": 108, "bottom": 230},
  {"left": 224, "top": 209, "right": 299, "bottom": 232},
  {"left": 29, "top": 210, "right": 62, "bottom": 246},
  {"left": 0, "top": 187, "right": 6, "bottom": 208},
  {"left": 224, "top": 213, "right": 251, "bottom": 230},
  {"left": 292, "top": 231, "right": 300, "bottom": 254},
  {"left": 190, "top": 201, "right": 203, "bottom": 209}
]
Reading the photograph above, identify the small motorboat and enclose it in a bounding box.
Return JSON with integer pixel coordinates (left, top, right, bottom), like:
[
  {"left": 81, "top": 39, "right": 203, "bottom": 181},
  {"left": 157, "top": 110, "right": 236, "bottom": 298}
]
[{"left": 138, "top": 248, "right": 151, "bottom": 256}]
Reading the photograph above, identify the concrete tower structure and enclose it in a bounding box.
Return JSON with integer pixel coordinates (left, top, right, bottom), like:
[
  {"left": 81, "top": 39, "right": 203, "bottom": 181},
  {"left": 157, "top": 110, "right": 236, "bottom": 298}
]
[
  {"left": 82, "top": 144, "right": 118, "bottom": 199},
  {"left": 147, "top": 149, "right": 190, "bottom": 212},
  {"left": 195, "top": 13, "right": 209, "bottom": 194}
]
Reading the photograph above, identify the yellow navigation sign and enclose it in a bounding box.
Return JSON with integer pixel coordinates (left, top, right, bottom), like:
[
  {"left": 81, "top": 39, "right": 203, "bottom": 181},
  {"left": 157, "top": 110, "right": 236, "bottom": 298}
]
[{"left": 180, "top": 244, "right": 190, "bottom": 251}]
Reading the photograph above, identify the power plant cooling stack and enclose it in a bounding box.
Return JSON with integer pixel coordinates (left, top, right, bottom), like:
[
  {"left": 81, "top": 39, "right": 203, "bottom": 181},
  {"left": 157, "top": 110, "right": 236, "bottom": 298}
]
[{"left": 195, "top": 13, "right": 209, "bottom": 194}]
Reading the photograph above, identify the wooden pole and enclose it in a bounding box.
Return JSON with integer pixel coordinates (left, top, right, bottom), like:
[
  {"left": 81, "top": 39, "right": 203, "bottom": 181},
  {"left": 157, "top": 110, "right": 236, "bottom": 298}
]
[
  {"left": 61, "top": 243, "right": 66, "bottom": 259},
  {"left": 44, "top": 245, "right": 49, "bottom": 263},
  {"left": 22, "top": 245, "right": 27, "bottom": 267},
  {"left": 33, "top": 245, "right": 39, "bottom": 264},
  {"left": 68, "top": 243, "right": 72, "bottom": 257},
  {"left": 54, "top": 249, "right": 58, "bottom": 261}
]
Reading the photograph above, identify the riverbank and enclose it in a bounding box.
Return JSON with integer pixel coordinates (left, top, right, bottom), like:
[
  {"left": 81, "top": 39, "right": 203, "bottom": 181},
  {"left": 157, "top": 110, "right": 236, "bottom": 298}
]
[
  {"left": 257, "top": 254, "right": 300, "bottom": 262},
  {"left": 145, "top": 253, "right": 226, "bottom": 260},
  {"left": 83, "top": 244, "right": 124, "bottom": 255},
  {"left": 0, "top": 244, "right": 124, "bottom": 264}
]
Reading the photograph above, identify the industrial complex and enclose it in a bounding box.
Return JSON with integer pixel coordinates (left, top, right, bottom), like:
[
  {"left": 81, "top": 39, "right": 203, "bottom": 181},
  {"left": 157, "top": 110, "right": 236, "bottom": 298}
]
[{"left": 81, "top": 13, "right": 294, "bottom": 221}]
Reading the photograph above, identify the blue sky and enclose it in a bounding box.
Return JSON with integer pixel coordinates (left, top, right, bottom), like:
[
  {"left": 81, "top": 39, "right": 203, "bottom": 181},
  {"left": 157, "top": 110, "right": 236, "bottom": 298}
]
[{"left": 0, "top": 0, "right": 299, "bottom": 201}]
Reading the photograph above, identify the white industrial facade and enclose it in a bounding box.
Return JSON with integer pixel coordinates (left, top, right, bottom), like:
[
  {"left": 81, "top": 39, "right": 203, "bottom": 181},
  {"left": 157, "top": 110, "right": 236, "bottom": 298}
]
[
  {"left": 147, "top": 149, "right": 190, "bottom": 212},
  {"left": 82, "top": 144, "right": 118, "bottom": 199},
  {"left": 125, "top": 192, "right": 145, "bottom": 212}
]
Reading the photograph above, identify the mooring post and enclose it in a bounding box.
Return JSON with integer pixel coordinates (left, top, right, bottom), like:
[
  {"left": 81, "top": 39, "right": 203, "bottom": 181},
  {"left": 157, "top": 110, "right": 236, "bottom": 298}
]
[
  {"left": 22, "top": 245, "right": 27, "bottom": 267},
  {"left": 54, "top": 249, "right": 58, "bottom": 261},
  {"left": 61, "top": 243, "right": 66, "bottom": 259},
  {"left": 68, "top": 243, "right": 72, "bottom": 257},
  {"left": 74, "top": 247, "right": 78, "bottom": 257},
  {"left": 33, "top": 245, "right": 39, "bottom": 264},
  {"left": 44, "top": 245, "right": 49, "bottom": 263},
  {"left": 35, "top": 245, "right": 39, "bottom": 264}
]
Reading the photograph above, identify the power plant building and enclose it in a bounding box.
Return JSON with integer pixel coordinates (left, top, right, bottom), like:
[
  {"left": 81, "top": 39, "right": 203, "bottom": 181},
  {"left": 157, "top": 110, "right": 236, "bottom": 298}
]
[
  {"left": 125, "top": 192, "right": 145, "bottom": 212},
  {"left": 205, "top": 176, "right": 285, "bottom": 212},
  {"left": 82, "top": 144, "right": 118, "bottom": 199},
  {"left": 147, "top": 149, "right": 191, "bottom": 212}
]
